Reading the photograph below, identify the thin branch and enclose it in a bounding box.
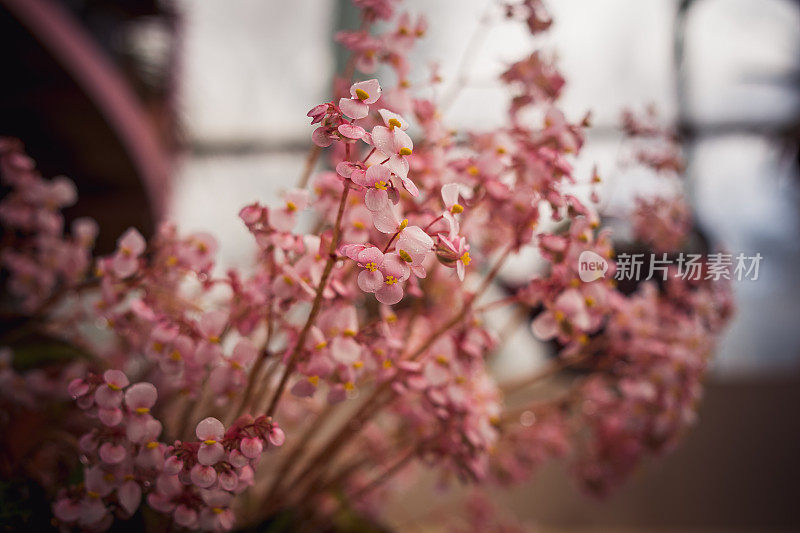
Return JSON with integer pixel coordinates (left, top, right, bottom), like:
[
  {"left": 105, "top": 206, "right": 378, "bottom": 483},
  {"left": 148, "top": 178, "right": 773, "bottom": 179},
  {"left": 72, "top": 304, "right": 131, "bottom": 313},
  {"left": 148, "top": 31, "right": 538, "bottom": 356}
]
[
  {"left": 298, "top": 145, "right": 322, "bottom": 189},
  {"left": 265, "top": 182, "right": 351, "bottom": 417}
]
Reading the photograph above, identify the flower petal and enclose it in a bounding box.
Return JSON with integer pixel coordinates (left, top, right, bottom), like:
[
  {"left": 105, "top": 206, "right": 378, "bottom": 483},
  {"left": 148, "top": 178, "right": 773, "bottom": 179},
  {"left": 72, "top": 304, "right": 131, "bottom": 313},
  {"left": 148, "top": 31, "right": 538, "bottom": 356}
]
[
  {"left": 339, "top": 98, "right": 369, "bottom": 119},
  {"left": 376, "top": 283, "right": 403, "bottom": 305},
  {"left": 358, "top": 269, "right": 384, "bottom": 293},
  {"left": 338, "top": 123, "right": 367, "bottom": 140}
]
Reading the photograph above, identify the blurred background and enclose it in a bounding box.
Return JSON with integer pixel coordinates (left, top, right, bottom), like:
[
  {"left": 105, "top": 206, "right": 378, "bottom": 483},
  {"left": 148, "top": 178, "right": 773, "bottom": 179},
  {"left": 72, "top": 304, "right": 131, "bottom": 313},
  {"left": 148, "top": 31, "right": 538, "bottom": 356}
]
[{"left": 1, "top": 0, "right": 799, "bottom": 530}]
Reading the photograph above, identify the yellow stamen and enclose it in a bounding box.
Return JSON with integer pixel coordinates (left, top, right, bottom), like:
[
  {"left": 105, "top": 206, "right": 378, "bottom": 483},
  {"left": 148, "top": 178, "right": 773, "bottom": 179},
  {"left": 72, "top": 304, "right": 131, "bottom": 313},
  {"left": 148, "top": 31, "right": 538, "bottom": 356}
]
[
  {"left": 286, "top": 201, "right": 297, "bottom": 212},
  {"left": 398, "top": 250, "right": 413, "bottom": 263},
  {"left": 382, "top": 359, "right": 393, "bottom": 369},
  {"left": 315, "top": 341, "right": 328, "bottom": 350},
  {"left": 343, "top": 329, "right": 357, "bottom": 337},
  {"left": 212, "top": 507, "right": 224, "bottom": 515},
  {"left": 384, "top": 275, "right": 398, "bottom": 285},
  {"left": 460, "top": 252, "right": 471, "bottom": 266},
  {"left": 385, "top": 314, "right": 397, "bottom": 323},
  {"left": 388, "top": 118, "right": 402, "bottom": 129},
  {"left": 104, "top": 473, "right": 115, "bottom": 482},
  {"left": 166, "top": 255, "right": 178, "bottom": 267},
  {"left": 344, "top": 381, "right": 355, "bottom": 391},
  {"left": 209, "top": 336, "right": 221, "bottom": 344},
  {"left": 399, "top": 218, "right": 408, "bottom": 230},
  {"left": 135, "top": 407, "right": 150, "bottom": 414},
  {"left": 282, "top": 275, "right": 294, "bottom": 285},
  {"left": 87, "top": 491, "right": 101, "bottom": 499},
  {"left": 353, "top": 361, "right": 364, "bottom": 369},
  {"left": 108, "top": 383, "right": 121, "bottom": 391},
  {"left": 353, "top": 221, "right": 366, "bottom": 229},
  {"left": 399, "top": 147, "right": 412, "bottom": 156},
  {"left": 355, "top": 88, "right": 370, "bottom": 101},
  {"left": 169, "top": 350, "right": 182, "bottom": 361},
  {"left": 308, "top": 375, "right": 319, "bottom": 386},
  {"left": 146, "top": 441, "right": 159, "bottom": 449},
  {"left": 435, "top": 355, "right": 449, "bottom": 365},
  {"left": 365, "top": 262, "right": 378, "bottom": 272},
  {"left": 554, "top": 310, "right": 566, "bottom": 322},
  {"left": 204, "top": 439, "right": 217, "bottom": 445},
  {"left": 450, "top": 203, "right": 464, "bottom": 214},
  {"left": 374, "top": 180, "right": 388, "bottom": 190},
  {"left": 467, "top": 165, "right": 479, "bottom": 176}
]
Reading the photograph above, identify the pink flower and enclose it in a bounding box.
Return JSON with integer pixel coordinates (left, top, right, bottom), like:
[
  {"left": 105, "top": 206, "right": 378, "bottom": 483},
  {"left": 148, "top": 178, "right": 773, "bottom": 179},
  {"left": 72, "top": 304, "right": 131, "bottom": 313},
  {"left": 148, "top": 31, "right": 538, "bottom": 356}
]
[
  {"left": 367, "top": 200, "right": 405, "bottom": 234},
  {"left": 531, "top": 288, "right": 592, "bottom": 342},
  {"left": 339, "top": 79, "right": 382, "bottom": 119},
  {"left": 68, "top": 378, "right": 89, "bottom": 399},
  {"left": 345, "top": 245, "right": 384, "bottom": 292},
  {"left": 354, "top": 0, "right": 395, "bottom": 21},
  {"left": 436, "top": 234, "right": 471, "bottom": 281},
  {"left": 196, "top": 417, "right": 225, "bottom": 465},
  {"left": 337, "top": 123, "right": 367, "bottom": 140},
  {"left": 196, "top": 310, "right": 227, "bottom": 364},
  {"left": 94, "top": 369, "right": 129, "bottom": 408},
  {"left": 209, "top": 338, "right": 257, "bottom": 396},
  {"left": 395, "top": 225, "right": 433, "bottom": 277},
  {"left": 180, "top": 232, "right": 218, "bottom": 272},
  {"left": 378, "top": 108, "right": 409, "bottom": 131},
  {"left": 98, "top": 407, "right": 123, "bottom": 426},
  {"left": 269, "top": 426, "right": 286, "bottom": 447},
  {"left": 240, "top": 437, "right": 263, "bottom": 459},
  {"left": 371, "top": 121, "right": 417, "bottom": 194},
  {"left": 53, "top": 498, "right": 81, "bottom": 523},
  {"left": 98, "top": 442, "right": 126, "bottom": 464},
  {"left": 111, "top": 228, "right": 145, "bottom": 278},
  {"left": 124, "top": 382, "right": 157, "bottom": 414},
  {"left": 174, "top": 505, "right": 198, "bottom": 528},
  {"left": 269, "top": 190, "right": 309, "bottom": 233},
  {"left": 355, "top": 164, "right": 397, "bottom": 213},
  {"left": 130, "top": 418, "right": 163, "bottom": 450},
  {"left": 290, "top": 375, "right": 319, "bottom": 398},
  {"left": 118, "top": 480, "right": 142, "bottom": 515},
  {"left": 357, "top": 252, "right": 410, "bottom": 305},
  {"left": 190, "top": 464, "right": 217, "bottom": 488},
  {"left": 125, "top": 382, "right": 158, "bottom": 440},
  {"left": 441, "top": 183, "right": 465, "bottom": 215},
  {"left": 335, "top": 31, "right": 382, "bottom": 72}
]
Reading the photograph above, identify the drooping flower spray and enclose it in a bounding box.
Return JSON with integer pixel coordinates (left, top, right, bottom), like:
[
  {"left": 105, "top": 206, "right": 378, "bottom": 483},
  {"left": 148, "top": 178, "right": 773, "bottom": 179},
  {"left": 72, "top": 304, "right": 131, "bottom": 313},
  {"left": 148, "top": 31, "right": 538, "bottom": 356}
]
[{"left": 0, "top": 0, "right": 732, "bottom": 531}]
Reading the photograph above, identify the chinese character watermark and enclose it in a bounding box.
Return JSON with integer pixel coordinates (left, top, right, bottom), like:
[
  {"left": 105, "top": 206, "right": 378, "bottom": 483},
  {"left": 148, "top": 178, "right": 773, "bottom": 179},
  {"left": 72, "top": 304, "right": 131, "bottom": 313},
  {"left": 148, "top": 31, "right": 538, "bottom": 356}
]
[{"left": 577, "top": 252, "right": 762, "bottom": 282}]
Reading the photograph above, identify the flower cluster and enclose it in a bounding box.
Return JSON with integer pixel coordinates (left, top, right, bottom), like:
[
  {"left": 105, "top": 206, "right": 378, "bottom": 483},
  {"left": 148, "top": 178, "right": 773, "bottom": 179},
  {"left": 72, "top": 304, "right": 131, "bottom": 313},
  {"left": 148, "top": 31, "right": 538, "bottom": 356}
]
[
  {"left": 0, "top": 138, "right": 97, "bottom": 312},
  {"left": 0, "top": 0, "right": 733, "bottom": 531},
  {"left": 150, "top": 416, "right": 284, "bottom": 530},
  {"left": 53, "top": 371, "right": 164, "bottom": 529}
]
